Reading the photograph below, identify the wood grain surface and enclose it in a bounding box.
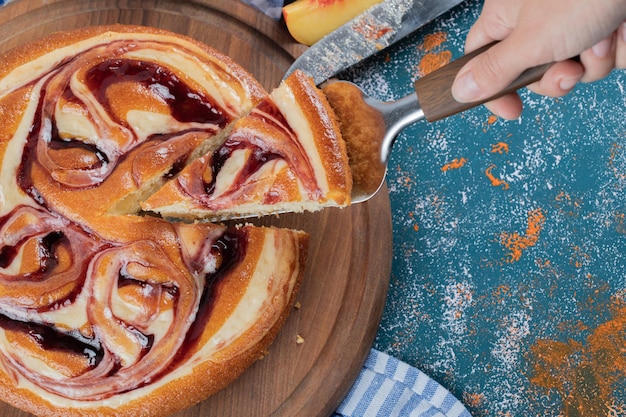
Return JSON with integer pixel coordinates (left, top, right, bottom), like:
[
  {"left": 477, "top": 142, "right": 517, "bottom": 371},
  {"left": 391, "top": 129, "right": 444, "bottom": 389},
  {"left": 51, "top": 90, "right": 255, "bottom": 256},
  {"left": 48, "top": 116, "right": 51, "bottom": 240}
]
[{"left": 0, "top": 1, "right": 393, "bottom": 416}]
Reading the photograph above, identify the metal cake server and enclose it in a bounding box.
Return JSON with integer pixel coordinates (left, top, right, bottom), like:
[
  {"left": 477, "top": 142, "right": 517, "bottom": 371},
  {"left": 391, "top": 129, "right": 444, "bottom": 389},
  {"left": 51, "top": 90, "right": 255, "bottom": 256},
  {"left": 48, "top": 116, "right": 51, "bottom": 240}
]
[
  {"left": 321, "top": 43, "right": 553, "bottom": 203},
  {"left": 283, "top": 0, "right": 559, "bottom": 204}
]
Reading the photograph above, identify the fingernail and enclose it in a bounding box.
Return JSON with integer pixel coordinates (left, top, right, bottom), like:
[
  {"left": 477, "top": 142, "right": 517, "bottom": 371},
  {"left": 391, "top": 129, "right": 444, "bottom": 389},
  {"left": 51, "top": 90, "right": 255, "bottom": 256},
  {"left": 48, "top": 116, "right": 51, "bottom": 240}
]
[
  {"left": 622, "top": 22, "right": 626, "bottom": 43},
  {"left": 592, "top": 37, "right": 611, "bottom": 58},
  {"left": 559, "top": 75, "right": 580, "bottom": 91},
  {"left": 452, "top": 71, "right": 483, "bottom": 102}
]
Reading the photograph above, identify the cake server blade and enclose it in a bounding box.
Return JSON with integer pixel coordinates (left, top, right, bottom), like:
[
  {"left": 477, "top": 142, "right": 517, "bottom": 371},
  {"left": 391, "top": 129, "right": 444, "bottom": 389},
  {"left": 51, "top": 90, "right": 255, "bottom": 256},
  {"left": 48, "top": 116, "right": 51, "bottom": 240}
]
[
  {"left": 283, "top": 0, "right": 465, "bottom": 85},
  {"left": 322, "top": 42, "right": 554, "bottom": 203}
]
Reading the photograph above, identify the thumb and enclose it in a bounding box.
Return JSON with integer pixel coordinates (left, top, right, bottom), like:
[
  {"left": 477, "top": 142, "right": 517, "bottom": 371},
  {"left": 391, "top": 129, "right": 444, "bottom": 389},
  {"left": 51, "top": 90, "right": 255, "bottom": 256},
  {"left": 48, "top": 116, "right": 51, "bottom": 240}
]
[{"left": 451, "top": 40, "right": 533, "bottom": 103}]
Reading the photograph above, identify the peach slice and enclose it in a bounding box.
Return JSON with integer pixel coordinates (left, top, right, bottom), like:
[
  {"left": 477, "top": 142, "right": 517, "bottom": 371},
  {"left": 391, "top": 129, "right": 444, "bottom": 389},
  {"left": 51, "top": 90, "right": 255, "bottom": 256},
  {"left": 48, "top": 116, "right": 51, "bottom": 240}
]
[{"left": 283, "top": 0, "right": 384, "bottom": 46}]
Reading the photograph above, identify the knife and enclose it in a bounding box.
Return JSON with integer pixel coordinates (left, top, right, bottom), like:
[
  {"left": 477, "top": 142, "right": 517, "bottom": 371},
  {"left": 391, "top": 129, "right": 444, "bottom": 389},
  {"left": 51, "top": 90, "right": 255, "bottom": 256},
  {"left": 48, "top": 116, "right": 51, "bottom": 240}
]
[{"left": 283, "top": 0, "right": 465, "bottom": 85}]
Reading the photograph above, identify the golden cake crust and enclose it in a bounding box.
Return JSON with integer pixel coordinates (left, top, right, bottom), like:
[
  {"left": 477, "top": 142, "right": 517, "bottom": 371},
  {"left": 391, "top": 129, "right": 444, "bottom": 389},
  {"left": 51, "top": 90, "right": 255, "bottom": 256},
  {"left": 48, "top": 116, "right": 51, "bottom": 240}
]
[
  {"left": 322, "top": 81, "right": 386, "bottom": 195},
  {"left": 0, "top": 24, "right": 266, "bottom": 101},
  {"left": 283, "top": 70, "right": 352, "bottom": 203}
]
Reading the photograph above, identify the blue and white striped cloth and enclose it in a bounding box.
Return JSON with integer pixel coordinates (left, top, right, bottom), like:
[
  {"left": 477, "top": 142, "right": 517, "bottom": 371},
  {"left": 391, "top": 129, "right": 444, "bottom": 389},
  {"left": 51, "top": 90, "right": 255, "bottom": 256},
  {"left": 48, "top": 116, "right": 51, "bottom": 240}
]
[
  {"left": 334, "top": 349, "right": 471, "bottom": 417},
  {"left": 241, "top": 0, "right": 284, "bottom": 19}
]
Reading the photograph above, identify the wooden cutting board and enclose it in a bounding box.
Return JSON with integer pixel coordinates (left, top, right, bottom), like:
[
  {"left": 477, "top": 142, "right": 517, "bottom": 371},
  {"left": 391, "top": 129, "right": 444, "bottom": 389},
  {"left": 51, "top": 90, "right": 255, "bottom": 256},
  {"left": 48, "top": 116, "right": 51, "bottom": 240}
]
[{"left": 0, "top": 1, "right": 393, "bottom": 416}]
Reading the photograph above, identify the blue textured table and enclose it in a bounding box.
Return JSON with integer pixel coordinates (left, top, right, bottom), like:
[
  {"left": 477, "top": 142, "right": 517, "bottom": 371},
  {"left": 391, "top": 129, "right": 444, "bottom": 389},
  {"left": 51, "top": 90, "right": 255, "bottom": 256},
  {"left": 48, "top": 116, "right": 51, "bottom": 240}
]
[
  {"left": 1, "top": 0, "right": 624, "bottom": 416},
  {"left": 338, "top": 1, "right": 626, "bottom": 416}
]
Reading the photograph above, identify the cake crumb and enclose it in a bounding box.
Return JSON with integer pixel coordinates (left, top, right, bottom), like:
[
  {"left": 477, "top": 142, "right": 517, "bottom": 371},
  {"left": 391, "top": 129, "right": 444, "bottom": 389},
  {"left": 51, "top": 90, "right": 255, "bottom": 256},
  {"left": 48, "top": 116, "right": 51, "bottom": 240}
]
[
  {"left": 296, "top": 335, "right": 305, "bottom": 344},
  {"left": 294, "top": 301, "right": 301, "bottom": 309}
]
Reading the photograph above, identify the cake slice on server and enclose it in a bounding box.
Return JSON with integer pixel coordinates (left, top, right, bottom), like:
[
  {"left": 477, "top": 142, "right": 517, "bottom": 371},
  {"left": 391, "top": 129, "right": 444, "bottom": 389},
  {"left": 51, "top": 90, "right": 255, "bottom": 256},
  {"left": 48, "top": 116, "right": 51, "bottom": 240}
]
[{"left": 142, "top": 70, "right": 353, "bottom": 221}]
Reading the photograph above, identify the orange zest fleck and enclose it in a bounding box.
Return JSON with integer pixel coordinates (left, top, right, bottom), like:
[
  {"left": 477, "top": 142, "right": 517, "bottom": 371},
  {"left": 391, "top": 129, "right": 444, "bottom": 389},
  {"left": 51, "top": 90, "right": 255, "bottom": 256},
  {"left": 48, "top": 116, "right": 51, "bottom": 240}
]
[
  {"left": 614, "top": 212, "right": 626, "bottom": 234},
  {"left": 417, "top": 51, "right": 452, "bottom": 77},
  {"left": 408, "top": 211, "right": 419, "bottom": 232},
  {"left": 528, "top": 301, "right": 626, "bottom": 417},
  {"left": 570, "top": 245, "right": 591, "bottom": 269},
  {"left": 422, "top": 32, "right": 447, "bottom": 51},
  {"left": 491, "top": 142, "right": 509, "bottom": 154},
  {"left": 353, "top": 16, "right": 392, "bottom": 42},
  {"left": 485, "top": 164, "right": 509, "bottom": 190},
  {"left": 499, "top": 208, "right": 546, "bottom": 263},
  {"left": 416, "top": 32, "right": 451, "bottom": 77},
  {"left": 608, "top": 142, "right": 626, "bottom": 180},
  {"left": 462, "top": 391, "right": 485, "bottom": 410},
  {"left": 441, "top": 157, "right": 467, "bottom": 172},
  {"left": 375, "top": 27, "right": 392, "bottom": 38}
]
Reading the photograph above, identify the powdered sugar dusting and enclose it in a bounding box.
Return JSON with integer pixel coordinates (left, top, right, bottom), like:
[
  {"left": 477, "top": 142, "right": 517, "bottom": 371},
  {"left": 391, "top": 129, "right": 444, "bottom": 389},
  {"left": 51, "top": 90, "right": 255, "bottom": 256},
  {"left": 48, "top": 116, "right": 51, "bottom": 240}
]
[{"left": 347, "top": 0, "right": 626, "bottom": 415}]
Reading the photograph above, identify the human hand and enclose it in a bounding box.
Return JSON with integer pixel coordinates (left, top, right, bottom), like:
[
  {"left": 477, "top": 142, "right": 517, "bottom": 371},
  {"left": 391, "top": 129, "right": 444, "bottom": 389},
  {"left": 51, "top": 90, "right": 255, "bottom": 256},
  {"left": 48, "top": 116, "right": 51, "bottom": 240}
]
[{"left": 451, "top": 0, "right": 626, "bottom": 119}]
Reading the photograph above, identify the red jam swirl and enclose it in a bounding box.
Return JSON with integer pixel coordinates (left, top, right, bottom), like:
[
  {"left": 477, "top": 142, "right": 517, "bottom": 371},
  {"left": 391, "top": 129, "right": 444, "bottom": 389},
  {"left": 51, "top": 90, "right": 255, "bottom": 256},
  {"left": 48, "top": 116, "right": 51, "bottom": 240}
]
[
  {"left": 177, "top": 97, "right": 322, "bottom": 207},
  {"left": 84, "top": 59, "right": 229, "bottom": 126},
  {"left": 0, "top": 37, "right": 252, "bottom": 401},
  {"left": 184, "top": 229, "right": 247, "bottom": 347},
  {"left": 0, "top": 221, "right": 246, "bottom": 400},
  {"left": 21, "top": 45, "right": 231, "bottom": 191},
  {"left": 0, "top": 206, "right": 104, "bottom": 311},
  {"left": 203, "top": 141, "right": 282, "bottom": 196}
]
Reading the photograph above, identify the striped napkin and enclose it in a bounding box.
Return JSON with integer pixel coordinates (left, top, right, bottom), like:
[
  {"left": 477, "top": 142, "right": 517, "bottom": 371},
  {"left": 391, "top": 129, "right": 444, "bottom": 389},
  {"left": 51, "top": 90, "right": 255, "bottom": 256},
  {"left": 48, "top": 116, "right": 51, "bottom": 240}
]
[
  {"left": 334, "top": 349, "right": 471, "bottom": 417},
  {"left": 241, "top": 0, "right": 284, "bottom": 19}
]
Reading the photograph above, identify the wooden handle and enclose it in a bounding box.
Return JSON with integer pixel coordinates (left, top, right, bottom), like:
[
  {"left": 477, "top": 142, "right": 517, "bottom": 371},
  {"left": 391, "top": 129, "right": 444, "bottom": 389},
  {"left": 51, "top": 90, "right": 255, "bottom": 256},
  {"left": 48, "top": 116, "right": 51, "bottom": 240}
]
[{"left": 413, "top": 42, "right": 552, "bottom": 122}]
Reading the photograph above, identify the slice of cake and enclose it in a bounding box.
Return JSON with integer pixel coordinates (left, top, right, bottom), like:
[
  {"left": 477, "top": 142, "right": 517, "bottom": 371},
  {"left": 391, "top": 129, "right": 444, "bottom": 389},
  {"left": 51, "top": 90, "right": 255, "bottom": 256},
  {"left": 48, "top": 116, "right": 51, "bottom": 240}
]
[{"left": 141, "top": 70, "right": 353, "bottom": 221}]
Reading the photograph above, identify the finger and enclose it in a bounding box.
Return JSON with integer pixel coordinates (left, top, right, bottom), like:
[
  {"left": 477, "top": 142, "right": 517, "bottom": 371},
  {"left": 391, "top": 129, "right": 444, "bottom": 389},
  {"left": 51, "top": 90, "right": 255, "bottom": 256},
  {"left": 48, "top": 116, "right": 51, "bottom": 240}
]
[
  {"left": 617, "top": 22, "right": 626, "bottom": 69},
  {"left": 464, "top": 0, "right": 517, "bottom": 53},
  {"left": 451, "top": 39, "right": 535, "bottom": 103},
  {"left": 526, "top": 59, "right": 585, "bottom": 97},
  {"left": 579, "top": 34, "right": 617, "bottom": 82},
  {"left": 483, "top": 93, "right": 524, "bottom": 120}
]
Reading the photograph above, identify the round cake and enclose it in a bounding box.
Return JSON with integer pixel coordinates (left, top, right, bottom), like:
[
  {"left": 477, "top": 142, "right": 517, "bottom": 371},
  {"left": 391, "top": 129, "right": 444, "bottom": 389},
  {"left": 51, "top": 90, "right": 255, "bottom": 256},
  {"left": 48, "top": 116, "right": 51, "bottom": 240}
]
[{"left": 0, "top": 25, "right": 313, "bottom": 417}]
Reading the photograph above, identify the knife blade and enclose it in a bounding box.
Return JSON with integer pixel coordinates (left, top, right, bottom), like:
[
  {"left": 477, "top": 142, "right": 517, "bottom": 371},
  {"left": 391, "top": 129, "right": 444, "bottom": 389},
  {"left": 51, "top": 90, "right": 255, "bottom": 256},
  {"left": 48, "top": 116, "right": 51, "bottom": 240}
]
[{"left": 283, "top": 0, "right": 465, "bottom": 85}]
